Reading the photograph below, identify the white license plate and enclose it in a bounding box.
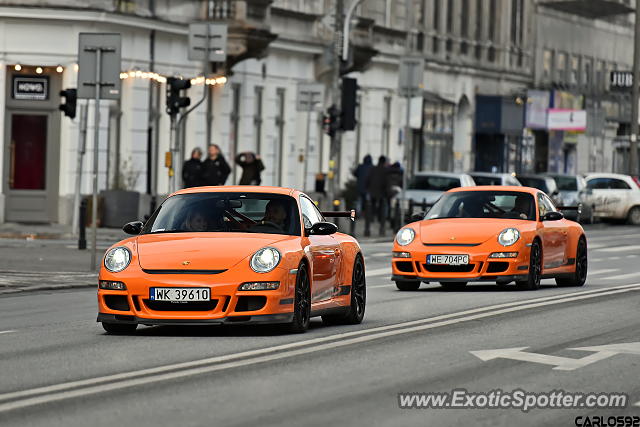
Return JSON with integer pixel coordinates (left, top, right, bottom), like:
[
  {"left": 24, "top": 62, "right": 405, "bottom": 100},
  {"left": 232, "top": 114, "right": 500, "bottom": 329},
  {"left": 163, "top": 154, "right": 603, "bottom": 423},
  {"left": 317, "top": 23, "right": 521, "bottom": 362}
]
[
  {"left": 149, "top": 287, "right": 211, "bottom": 302},
  {"left": 427, "top": 254, "right": 469, "bottom": 265}
]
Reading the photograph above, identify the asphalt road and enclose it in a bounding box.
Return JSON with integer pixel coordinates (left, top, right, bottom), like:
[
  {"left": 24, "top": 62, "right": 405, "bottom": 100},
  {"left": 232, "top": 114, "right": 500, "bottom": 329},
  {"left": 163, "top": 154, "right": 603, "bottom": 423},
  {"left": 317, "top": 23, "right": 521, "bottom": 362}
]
[{"left": 1, "top": 225, "right": 640, "bottom": 426}]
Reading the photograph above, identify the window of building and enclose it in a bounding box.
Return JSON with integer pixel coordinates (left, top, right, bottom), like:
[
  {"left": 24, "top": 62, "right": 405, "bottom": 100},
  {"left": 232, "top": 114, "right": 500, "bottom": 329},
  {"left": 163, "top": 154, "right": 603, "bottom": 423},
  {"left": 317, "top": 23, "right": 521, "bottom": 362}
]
[
  {"left": 446, "top": 0, "right": 454, "bottom": 33},
  {"left": 596, "top": 60, "right": 605, "bottom": 92},
  {"left": 488, "top": 0, "right": 497, "bottom": 42},
  {"left": 475, "top": 0, "right": 483, "bottom": 59},
  {"left": 254, "top": 86, "right": 264, "bottom": 155},
  {"left": 570, "top": 56, "right": 579, "bottom": 86},
  {"left": 543, "top": 50, "right": 553, "bottom": 82},
  {"left": 510, "top": 0, "right": 524, "bottom": 45},
  {"left": 555, "top": 52, "right": 567, "bottom": 83},
  {"left": 460, "top": 0, "right": 469, "bottom": 38},
  {"left": 583, "top": 58, "right": 592, "bottom": 89},
  {"left": 433, "top": 0, "right": 440, "bottom": 31}
]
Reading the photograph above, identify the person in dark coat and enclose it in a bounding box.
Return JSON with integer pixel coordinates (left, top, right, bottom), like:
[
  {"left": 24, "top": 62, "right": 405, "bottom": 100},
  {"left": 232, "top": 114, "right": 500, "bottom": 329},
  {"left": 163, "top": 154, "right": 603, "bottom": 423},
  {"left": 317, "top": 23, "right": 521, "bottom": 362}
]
[
  {"left": 201, "top": 144, "right": 231, "bottom": 186},
  {"left": 365, "top": 155, "right": 391, "bottom": 236},
  {"left": 353, "top": 154, "right": 373, "bottom": 213},
  {"left": 236, "top": 152, "right": 265, "bottom": 185},
  {"left": 182, "top": 147, "right": 203, "bottom": 188}
]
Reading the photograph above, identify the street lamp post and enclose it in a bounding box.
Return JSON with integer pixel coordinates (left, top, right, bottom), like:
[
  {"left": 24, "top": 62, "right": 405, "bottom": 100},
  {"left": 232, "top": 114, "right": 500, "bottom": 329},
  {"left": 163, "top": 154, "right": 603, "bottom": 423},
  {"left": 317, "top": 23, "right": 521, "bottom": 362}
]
[{"left": 630, "top": 4, "right": 640, "bottom": 175}]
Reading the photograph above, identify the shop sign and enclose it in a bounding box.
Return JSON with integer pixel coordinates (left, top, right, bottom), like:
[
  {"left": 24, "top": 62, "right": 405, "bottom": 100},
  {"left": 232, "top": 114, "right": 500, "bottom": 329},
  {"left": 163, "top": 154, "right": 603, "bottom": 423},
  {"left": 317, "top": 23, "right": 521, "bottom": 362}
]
[
  {"left": 546, "top": 109, "right": 587, "bottom": 131},
  {"left": 12, "top": 76, "right": 48, "bottom": 100}
]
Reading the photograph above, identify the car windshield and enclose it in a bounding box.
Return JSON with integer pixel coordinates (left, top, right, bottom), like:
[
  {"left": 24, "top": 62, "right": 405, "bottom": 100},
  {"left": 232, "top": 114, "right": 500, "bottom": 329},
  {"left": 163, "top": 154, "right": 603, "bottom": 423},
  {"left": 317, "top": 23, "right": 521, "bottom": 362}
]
[
  {"left": 408, "top": 175, "right": 461, "bottom": 191},
  {"left": 552, "top": 176, "right": 577, "bottom": 191},
  {"left": 142, "top": 192, "right": 301, "bottom": 236},
  {"left": 426, "top": 191, "right": 536, "bottom": 221},
  {"left": 470, "top": 175, "right": 501, "bottom": 185}
]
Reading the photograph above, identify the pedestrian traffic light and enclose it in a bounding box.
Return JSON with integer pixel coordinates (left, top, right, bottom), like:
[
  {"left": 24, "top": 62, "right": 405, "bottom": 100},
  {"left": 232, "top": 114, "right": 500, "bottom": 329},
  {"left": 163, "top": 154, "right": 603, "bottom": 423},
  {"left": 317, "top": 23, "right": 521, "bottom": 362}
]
[
  {"left": 323, "top": 105, "right": 340, "bottom": 138},
  {"left": 166, "top": 77, "right": 191, "bottom": 116},
  {"left": 341, "top": 77, "right": 358, "bottom": 131},
  {"left": 59, "top": 88, "right": 77, "bottom": 119}
]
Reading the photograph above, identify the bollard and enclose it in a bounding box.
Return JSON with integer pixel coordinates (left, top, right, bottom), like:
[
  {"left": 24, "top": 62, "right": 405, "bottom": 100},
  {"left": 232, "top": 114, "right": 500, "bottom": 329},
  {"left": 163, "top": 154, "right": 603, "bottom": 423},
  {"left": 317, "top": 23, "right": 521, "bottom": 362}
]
[
  {"left": 408, "top": 199, "right": 414, "bottom": 223},
  {"left": 78, "top": 198, "right": 87, "bottom": 250},
  {"left": 393, "top": 199, "right": 401, "bottom": 229}
]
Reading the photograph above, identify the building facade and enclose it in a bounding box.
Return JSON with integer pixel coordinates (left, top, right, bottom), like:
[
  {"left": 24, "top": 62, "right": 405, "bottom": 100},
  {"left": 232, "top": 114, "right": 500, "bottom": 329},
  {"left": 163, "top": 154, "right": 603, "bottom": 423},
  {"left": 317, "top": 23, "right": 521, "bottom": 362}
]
[{"left": 0, "top": 0, "right": 635, "bottom": 224}]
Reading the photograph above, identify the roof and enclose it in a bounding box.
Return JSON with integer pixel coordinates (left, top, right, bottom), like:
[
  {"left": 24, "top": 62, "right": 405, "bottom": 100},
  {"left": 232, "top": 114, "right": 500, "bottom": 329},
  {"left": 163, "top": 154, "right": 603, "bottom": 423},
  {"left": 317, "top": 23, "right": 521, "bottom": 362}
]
[
  {"left": 172, "top": 186, "right": 298, "bottom": 197},
  {"left": 448, "top": 185, "right": 538, "bottom": 195},
  {"left": 585, "top": 173, "right": 632, "bottom": 180}
]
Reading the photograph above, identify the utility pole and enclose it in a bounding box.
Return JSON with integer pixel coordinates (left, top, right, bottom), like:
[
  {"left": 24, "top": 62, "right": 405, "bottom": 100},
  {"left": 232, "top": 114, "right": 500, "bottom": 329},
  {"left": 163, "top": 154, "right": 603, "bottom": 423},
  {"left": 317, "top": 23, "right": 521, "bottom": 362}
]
[{"left": 630, "top": 4, "right": 640, "bottom": 175}]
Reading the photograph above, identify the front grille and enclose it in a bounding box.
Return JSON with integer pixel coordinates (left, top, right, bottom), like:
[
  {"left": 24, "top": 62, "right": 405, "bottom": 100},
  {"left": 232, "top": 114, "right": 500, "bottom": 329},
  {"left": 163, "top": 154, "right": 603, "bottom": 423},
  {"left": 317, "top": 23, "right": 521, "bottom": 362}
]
[
  {"left": 235, "top": 296, "right": 267, "bottom": 312},
  {"left": 104, "top": 295, "right": 130, "bottom": 311},
  {"left": 486, "top": 262, "right": 509, "bottom": 273},
  {"left": 143, "top": 300, "right": 218, "bottom": 311},
  {"left": 423, "top": 264, "right": 475, "bottom": 273},
  {"left": 394, "top": 261, "right": 415, "bottom": 273}
]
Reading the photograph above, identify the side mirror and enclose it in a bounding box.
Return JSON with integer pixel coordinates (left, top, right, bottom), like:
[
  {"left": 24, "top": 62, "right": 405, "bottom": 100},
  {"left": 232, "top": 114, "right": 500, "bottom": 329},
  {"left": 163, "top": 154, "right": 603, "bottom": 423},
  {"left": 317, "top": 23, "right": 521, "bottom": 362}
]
[
  {"left": 123, "top": 221, "right": 144, "bottom": 235},
  {"left": 541, "top": 211, "right": 564, "bottom": 221},
  {"left": 308, "top": 221, "right": 338, "bottom": 236},
  {"left": 411, "top": 212, "right": 425, "bottom": 222}
]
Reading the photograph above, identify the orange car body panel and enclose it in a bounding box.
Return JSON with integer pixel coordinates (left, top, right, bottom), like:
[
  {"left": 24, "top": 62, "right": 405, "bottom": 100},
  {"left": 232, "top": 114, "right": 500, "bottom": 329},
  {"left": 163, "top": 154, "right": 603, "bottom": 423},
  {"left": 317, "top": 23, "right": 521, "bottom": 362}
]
[
  {"left": 97, "top": 186, "right": 362, "bottom": 325},
  {"left": 392, "top": 186, "right": 585, "bottom": 282}
]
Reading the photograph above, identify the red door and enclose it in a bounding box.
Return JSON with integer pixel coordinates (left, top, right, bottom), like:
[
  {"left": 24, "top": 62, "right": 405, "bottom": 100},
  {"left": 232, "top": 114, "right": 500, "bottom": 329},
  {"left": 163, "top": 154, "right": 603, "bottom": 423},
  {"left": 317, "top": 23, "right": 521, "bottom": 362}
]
[{"left": 10, "top": 114, "right": 47, "bottom": 190}]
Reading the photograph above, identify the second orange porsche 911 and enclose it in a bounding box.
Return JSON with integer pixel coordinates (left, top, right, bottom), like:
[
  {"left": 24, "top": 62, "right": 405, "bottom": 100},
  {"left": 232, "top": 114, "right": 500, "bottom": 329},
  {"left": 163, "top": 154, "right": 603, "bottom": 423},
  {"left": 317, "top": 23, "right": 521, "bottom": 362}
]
[
  {"left": 97, "top": 186, "right": 365, "bottom": 334},
  {"left": 392, "top": 186, "right": 587, "bottom": 291}
]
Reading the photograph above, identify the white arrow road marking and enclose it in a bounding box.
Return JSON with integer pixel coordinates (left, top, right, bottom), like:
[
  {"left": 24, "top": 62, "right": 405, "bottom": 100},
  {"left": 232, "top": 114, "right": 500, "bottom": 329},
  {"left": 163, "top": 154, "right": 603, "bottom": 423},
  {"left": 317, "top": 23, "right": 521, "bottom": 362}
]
[
  {"left": 569, "top": 342, "right": 640, "bottom": 355},
  {"left": 1, "top": 284, "right": 640, "bottom": 412},
  {"left": 0, "top": 330, "right": 14, "bottom": 335},
  {"left": 470, "top": 347, "right": 617, "bottom": 371}
]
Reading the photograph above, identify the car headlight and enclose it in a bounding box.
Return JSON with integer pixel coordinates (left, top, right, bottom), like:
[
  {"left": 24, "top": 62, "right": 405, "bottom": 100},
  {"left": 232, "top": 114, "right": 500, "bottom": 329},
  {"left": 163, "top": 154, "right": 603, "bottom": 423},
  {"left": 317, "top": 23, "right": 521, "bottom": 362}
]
[
  {"left": 104, "top": 247, "right": 132, "bottom": 273},
  {"left": 250, "top": 247, "right": 281, "bottom": 273},
  {"left": 395, "top": 228, "right": 416, "bottom": 246},
  {"left": 498, "top": 228, "right": 520, "bottom": 246}
]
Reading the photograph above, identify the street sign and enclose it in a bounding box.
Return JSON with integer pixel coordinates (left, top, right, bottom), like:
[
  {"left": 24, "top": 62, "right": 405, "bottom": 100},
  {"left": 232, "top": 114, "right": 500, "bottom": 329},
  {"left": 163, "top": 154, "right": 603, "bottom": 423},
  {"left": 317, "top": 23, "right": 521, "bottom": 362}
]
[
  {"left": 188, "top": 23, "right": 228, "bottom": 62},
  {"left": 471, "top": 342, "right": 640, "bottom": 371},
  {"left": 398, "top": 57, "right": 424, "bottom": 97},
  {"left": 610, "top": 70, "right": 633, "bottom": 91},
  {"left": 296, "top": 83, "right": 324, "bottom": 112},
  {"left": 77, "top": 33, "right": 121, "bottom": 100}
]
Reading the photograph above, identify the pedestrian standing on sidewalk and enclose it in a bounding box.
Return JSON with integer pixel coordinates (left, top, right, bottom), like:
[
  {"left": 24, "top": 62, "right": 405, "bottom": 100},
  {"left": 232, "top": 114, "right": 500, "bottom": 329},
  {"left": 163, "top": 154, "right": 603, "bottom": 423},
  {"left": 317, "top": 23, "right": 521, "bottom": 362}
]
[
  {"left": 353, "top": 154, "right": 373, "bottom": 214},
  {"left": 202, "top": 144, "right": 231, "bottom": 186},
  {"left": 182, "top": 147, "right": 204, "bottom": 188},
  {"left": 236, "top": 152, "right": 265, "bottom": 185},
  {"left": 365, "top": 155, "right": 391, "bottom": 236}
]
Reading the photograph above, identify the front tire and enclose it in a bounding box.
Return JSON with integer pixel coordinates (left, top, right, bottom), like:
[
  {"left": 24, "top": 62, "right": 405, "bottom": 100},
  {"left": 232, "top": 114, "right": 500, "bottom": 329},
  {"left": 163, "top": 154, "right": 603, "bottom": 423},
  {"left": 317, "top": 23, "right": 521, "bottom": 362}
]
[
  {"left": 395, "top": 280, "right": 420, "bottom": 291},
  {"left": 556, "top": 237, "right": 587, "bottom": 287},
  {"left": 102, "top": 322, "right": 137, "bottom": 335},
  {"left": 287, "top": 263, "right": 311, "bottom": 333},
  {"left": 322, "top": 255, "right": 366, "bottom": 325},
  {"left": 516, "top": 240, "right": 542, "bottom": 291}
]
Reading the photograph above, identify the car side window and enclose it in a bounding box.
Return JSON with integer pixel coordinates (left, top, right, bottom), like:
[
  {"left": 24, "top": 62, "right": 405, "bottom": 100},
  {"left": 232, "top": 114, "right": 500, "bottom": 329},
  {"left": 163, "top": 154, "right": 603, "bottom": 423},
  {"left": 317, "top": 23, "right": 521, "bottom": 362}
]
[
  {"left": 300, "top": 197, "right": 322, "bottom": 229},
  {"left": 538, "top": 193, "right": 556, "bottom": 218},
  {"left": 610, "top": 179, "right": 631, "bottom": 190}
]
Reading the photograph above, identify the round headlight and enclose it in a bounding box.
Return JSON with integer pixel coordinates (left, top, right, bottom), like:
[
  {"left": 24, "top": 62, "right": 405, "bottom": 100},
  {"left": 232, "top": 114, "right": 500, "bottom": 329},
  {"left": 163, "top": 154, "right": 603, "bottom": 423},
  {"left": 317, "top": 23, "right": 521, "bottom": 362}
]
[
  {"left": 104, "top": 247, "right": 132, "bottom": 273},
  {"left": 250, "top": 247, "right": 281, "bottom": 273},
  {"left": 395, "top": 228, "right": 416, "bottom": 246},
  {"left": 498, "top": 228, "right": 520, "bottom": 246}
]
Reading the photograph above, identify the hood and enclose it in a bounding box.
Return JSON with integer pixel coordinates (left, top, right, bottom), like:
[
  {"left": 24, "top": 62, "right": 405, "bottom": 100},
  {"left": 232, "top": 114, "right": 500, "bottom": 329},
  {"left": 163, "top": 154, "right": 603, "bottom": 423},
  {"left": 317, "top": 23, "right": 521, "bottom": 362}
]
[
  {"left": 418, "top": 219, "right": 527, "bottom": 245},
  {"left": 136, "top": 233, "right": 292, "bottom": 271}
]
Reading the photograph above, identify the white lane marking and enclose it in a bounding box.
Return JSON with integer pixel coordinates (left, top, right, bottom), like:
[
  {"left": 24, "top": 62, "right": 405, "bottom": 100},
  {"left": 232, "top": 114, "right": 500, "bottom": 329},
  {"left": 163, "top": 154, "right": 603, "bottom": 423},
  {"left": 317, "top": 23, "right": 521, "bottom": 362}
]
[
  {"left": 627, "top": 254, "right": 638, "bottom": 258},
  {"left": 470, "top": 347, "right": 617, "bottom": 371},
  {"left": 368, "top": 252, "right": 390, "bottom": 258},
  {"left": 603, "top": 272, "right": 640, "bottom": 281},
  {"left": 1, "top": 283, "right": 640, "bottom": 413},
  {"left": 588, "top": 269, "right": 620, "bottom": 276},
  {"left": 366, "top": 267, "right": 390, "bottom": 278},
  {"left": 635, "top": 400, "right": 640, "bottom": 407},
  {"left": 0, "top": 330, "right": 15, "bottom": 335},
  {"left": 597, "top": 245, "right": 640, "bottom": 253}
]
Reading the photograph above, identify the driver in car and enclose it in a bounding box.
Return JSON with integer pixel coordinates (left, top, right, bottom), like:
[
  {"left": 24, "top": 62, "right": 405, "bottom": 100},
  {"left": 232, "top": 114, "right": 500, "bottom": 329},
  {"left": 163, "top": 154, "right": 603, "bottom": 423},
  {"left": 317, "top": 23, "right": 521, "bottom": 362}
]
[
  {"left": 184, "top": 207, "right": 211, "bottom": 232},
  {"left": 510, "top": 195, "right": 532, "bottom": 220},
  {"left": 250, "top": 200, "right": 288, "bottom": 233}
]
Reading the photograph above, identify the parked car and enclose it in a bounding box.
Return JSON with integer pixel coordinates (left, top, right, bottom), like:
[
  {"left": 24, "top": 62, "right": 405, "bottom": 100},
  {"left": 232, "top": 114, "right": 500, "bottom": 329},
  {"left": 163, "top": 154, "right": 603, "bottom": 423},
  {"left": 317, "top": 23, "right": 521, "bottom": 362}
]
[
  {"left": 547, "top": 174, "right": 594, "bottom": 223},
  {"left": 584, "top": 173, "right": 640, "bottom": 224},
  {"left": 405, "top": 172, "right": 476, "bottom": 206},
  {"left": 469, "top": 172, "right": 522, "bottom": 186},
  {"left": 392, "top": 186, "right": 587, "bottom": 291},
  {"left": 516, "top": 175, "right": 562, "bottom": 206}
]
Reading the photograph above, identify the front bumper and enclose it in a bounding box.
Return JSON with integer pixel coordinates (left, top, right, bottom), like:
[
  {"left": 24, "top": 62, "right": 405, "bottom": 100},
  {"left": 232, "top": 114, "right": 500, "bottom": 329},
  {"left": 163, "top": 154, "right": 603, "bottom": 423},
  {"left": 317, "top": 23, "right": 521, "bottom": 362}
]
[
  {"left": 97, "top": 266, "right": 296, "bottom": 324},
  {"left": 391, "top": 244, "right": 530, "bottom": 283}
]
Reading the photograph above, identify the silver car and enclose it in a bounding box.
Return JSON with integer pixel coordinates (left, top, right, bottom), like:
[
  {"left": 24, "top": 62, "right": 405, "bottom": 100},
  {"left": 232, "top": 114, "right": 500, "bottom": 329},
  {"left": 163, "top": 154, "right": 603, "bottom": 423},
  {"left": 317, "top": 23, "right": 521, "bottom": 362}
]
[
  {"left": 547, "top": 174, "right": 594, "bottom": 224},
  {"left": 469, "top": 172, "right": 522, "bottom": 186},
  {"left": 405, "top": 172, "right": 476, "bottom": 206},
  {"left": 516, "top": 175, "right": 562, "bottom": 207}
]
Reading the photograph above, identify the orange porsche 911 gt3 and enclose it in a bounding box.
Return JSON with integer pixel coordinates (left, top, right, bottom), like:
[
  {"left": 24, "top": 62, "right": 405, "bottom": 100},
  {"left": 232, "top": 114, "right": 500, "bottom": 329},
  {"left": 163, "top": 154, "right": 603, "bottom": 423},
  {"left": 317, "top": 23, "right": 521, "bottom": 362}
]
[
  {"left": 97, "top": 186, "right": 365, "bottom": 334},
  {"left": 392, "top": 186, "right": 587, "bottom": 291}
]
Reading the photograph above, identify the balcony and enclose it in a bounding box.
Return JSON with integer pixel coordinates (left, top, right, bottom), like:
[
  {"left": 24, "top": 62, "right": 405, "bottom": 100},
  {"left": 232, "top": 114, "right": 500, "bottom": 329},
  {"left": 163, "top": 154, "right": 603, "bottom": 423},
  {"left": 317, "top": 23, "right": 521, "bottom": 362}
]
[
  {"left": 209, "top": 0, "right": 277, "bottom": 72},
  {"left": 539, "top": 0, "right": 634, "bottom": 19}
]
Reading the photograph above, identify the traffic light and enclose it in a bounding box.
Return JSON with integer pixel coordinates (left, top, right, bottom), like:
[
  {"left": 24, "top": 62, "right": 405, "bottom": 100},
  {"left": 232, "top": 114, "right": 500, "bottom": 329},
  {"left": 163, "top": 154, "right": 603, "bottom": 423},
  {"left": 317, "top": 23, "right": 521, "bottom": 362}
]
[
  {"left": 341, "top": 77, "right": 358, "bottom": 131},
  {"left": 59, "top": 88, "right": 77, "bottom": 119},
  {"left": 166, "top": 77, "right": 191, "bottom": 116},
  {"left": 323, "top": 105, "right": 340, "bottom": 138}
]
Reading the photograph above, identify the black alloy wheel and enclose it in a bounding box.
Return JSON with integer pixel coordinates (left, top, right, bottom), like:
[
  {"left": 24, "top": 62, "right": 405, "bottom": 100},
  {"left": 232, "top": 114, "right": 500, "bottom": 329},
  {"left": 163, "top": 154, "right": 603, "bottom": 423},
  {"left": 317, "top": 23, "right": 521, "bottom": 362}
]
[
  {"left": 288, "top": 264, "right": 311, "bottom": 333},
  {"left": 516, "top": 240, "right": 541, "bottom": 291},
  {"left": 323, "top": 255, "right": 366, "bottom": 325}
]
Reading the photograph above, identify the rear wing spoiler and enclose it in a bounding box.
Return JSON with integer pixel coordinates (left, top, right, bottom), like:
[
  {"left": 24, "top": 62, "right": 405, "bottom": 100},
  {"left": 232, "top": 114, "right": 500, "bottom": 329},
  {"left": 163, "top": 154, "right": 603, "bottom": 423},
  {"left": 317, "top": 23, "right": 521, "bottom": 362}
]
[{"left": 321, "top": 210, "right": 356, "bottom": 222}]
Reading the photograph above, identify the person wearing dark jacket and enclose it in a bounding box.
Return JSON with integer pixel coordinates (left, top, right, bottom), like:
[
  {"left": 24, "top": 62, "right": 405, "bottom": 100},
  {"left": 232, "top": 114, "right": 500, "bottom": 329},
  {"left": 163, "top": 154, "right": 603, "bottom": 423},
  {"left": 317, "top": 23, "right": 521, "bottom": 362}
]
[
  {"left": 365, "top": 155, "right": 391, "bottom": 236},
  {"left": 201, "top": 144, "right": 231, "bottom": 186},
  {"left": 236, "top": 152, "right": 265, "bottom": 185},
  {"left": 182, "top": 147, "right": 203, "bottom": 188},
  {"left": 353, "top": 154, "right": 373, "bottom": 213}
]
